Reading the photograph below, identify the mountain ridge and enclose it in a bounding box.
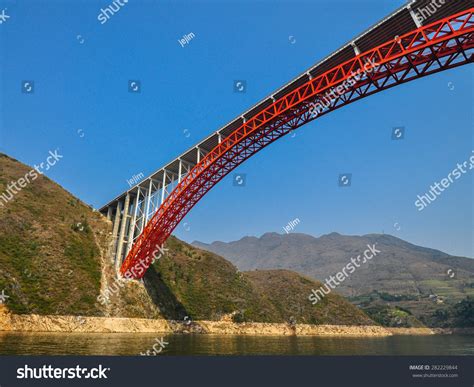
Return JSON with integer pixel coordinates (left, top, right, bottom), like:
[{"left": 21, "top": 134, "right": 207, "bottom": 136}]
[{"left": 192, "top": 231, "right": 474, "bottom": 326}]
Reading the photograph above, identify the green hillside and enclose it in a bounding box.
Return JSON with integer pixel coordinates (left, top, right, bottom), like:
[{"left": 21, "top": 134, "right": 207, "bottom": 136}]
[
  {"left": 244, "top": 269, "right": 373, "bottom": 325},
  {"left": 0, "top": 153, "right": 108, "bottom": 316},
  {"left": 147, "top": 237, "right": 374, "bottom": 325},
  {"left": 0, "top": 153, "right": 375, "bottom": 327}
]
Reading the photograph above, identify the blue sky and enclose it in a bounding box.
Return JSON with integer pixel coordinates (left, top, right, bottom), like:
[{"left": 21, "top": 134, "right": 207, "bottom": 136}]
[{"left": 0, "top": 0, "right": 473, "bottom": 257}]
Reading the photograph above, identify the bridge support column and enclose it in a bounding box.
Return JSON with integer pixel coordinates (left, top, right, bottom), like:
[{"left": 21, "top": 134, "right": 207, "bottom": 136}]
[
  {"left": 115, "top": 193, "right": 130, "bottom": 274},
  {"left": 126, "top": 192, "right": 140, "bottom": 255},
  {"left": 178, "top": 159, "right": 183, "bottom": 183},
  {"left": 170, "top": 173, "right": 175, "bottom": 196},
  {"left": 196, "top": 146, "right": 201, "bottom": 163},
  {"left": 106, "top": 206, "right": 113, "bottom": 221},
  {"left": 160, "top": 170, "right": 167, "bottom": 205},
  {"left": 143, "top": 179, "right": 153, "bottom": 225},
  {"left": 111, "top": 200, "right": 122, "bottom": 262},
  {"left": 351, "top": 41, "right": 361, "bottom": 56}
]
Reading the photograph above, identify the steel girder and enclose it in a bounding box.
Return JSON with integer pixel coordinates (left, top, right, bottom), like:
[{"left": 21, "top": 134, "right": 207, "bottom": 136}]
[{"left": 121, "top": 8, "right": 474, "bottom": 278}]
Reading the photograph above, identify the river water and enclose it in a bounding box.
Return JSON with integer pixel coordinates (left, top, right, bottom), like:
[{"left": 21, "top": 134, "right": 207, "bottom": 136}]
[{"left": 1, "top": 333, "right": 473, "bottom": 355}]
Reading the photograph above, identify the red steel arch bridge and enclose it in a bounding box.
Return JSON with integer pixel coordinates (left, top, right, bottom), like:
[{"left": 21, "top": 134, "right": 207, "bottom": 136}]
[{"left": 99, "top": 0, "right": 474, "bottom": 279}]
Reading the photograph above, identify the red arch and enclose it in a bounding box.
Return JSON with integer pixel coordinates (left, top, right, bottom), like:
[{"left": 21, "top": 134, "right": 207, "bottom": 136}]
[{"left": 121, "top": 8, "right": 474, "bottom": 279}]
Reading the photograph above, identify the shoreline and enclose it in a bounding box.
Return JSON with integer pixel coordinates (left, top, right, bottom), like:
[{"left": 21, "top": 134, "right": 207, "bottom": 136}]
[
  {"left": 0, "top": 305, "right": 389, "bottom": 336},
  {"left": 2, "top": 306, "right": 460, "bottom": 336}
]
